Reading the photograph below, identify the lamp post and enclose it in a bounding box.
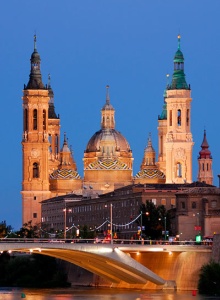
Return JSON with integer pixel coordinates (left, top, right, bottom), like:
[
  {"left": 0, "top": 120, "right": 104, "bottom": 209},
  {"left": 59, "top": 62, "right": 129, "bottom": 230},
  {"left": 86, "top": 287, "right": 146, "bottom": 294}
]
[
  {"left": 105, "top": 203, "right": 113, "bottom": 244},
  {"left": 110, "top": 203, "right": 113, "bottom": 245},
  {"left": 63, "top": 204, "right": 71, "bottom": 239},
  {"left": 63, "top": 207, "right": 67, "bottom": 239},
  {"left": 164, "top": 216, "right": 167, "bottom": 241},
  {"left": 140, "top": 211, "right": 142, "bottom": 238}
]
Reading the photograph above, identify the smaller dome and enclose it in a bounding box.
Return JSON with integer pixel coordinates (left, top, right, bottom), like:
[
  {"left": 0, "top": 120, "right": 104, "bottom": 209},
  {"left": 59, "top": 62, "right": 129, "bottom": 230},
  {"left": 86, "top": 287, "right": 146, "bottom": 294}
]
[
  {"left": 31, "top": 50, "right": 41, "bottom": 60},
  {"left": 50, "top": 169, "right": 80, "bottom": 180},
  {"left": 135, "top": 169, "right": 165, "bottom": 180}
]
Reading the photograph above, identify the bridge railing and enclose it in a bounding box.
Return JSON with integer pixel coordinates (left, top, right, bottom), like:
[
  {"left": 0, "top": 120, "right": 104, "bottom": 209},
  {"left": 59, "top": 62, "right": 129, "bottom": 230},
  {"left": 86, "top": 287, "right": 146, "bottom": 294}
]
[{"left": 0, "top": 238, "right": 213, "bottom": 246}]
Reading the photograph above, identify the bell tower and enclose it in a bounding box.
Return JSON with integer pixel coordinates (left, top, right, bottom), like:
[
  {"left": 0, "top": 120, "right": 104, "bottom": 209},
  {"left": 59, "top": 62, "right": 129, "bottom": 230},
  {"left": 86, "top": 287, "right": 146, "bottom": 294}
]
[
  {"left": 21, "top": 35, "right": 51, "bottom": 226},
  {"left": 164, "top": 35, "right": 194, "bottom": 183},
  {"left": 197, "top": 130, "right": 213, "bottom": 185}
]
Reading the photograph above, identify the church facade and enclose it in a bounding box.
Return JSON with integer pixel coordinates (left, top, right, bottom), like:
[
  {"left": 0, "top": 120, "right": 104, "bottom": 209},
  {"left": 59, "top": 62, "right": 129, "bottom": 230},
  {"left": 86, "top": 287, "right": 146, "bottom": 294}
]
[{"left": 21, "top": 35, "right": 212, "bottom": 226}]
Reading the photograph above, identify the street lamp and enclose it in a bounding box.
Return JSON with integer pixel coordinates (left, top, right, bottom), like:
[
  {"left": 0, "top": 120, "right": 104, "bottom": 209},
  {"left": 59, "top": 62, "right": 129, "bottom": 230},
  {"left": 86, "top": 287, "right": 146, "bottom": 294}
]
[
  {"left": 110, "top": 203, "right": 113, "bottom": 245},
  {"left": 105, "top": 203, "right": 113, "bottom": 244},
  {"left": 140, "top": 211, "right": 149, "bottom": 238},
  {"left": 164, "top": 216, "right": 167, "bottom": 241},
  {"left": 63, "top": 204, "right": 71, "bottom": 239}
]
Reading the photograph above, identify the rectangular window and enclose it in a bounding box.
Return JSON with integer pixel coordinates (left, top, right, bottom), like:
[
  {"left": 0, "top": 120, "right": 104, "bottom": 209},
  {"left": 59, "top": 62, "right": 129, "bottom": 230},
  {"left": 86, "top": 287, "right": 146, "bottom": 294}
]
[
  {"left": 211, "top": 200, "right": 217, "bottom": 208},
  {"left": 33, "top": 213, "right": 37, "bottom": 218},
  {"left": 152, "top": 199, "right": 156, "bottom": 205},
  {"left": 34, "top": 196, "right": 36, "bottom": 200},
  {"left": 171, "top": 198, "right": 176, "bottom": 206},
  {"left": 181, "top": 202, "right": 185, "bottom": 209},
  {"left": 161, "top": 198, "right": 166, "bottom": 205}
]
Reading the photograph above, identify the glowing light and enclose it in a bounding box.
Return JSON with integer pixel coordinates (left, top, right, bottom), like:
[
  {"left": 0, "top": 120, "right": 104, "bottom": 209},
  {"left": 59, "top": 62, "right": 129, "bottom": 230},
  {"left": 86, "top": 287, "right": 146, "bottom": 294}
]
[
  {"left": 169, "top": 252, "right": 172, "bottom": 255},
  {"left": 136, "top": 251, "right": 140, "bottom": 256}
]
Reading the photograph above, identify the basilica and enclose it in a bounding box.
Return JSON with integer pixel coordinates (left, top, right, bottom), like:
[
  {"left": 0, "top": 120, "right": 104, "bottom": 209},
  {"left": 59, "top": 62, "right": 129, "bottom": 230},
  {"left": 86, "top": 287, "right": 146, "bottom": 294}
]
[{"left": 21, "top": 35, "right": 214, "bottom": 229}]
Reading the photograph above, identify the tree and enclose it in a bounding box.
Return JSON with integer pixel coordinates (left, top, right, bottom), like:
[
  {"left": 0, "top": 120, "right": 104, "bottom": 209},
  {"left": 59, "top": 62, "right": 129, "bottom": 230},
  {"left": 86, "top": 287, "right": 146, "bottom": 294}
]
[
  {"left": 0, "top": 221, "right": 13, "bottom": 238},
  {"left": 198, "top": 261, "right": 220, "bottom": 296},
  {"left": 16, "top": 221, "right": 40, "bottom": 238},
  {"left": 139, "top": 201, "right": 171, "bottom": 240}
]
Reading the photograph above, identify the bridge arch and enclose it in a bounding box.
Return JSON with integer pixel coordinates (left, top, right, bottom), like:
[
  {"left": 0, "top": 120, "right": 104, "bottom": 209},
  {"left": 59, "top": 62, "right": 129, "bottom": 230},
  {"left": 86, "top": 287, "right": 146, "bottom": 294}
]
[{"left": 0, "top": 242, "right": 165, "bottom": 286}]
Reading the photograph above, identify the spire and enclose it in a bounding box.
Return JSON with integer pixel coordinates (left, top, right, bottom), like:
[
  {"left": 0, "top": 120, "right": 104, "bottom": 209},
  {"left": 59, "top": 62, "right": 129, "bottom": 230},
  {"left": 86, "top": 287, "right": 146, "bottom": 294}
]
[
  {"left": 177, "top": 34, "right": 181, "bottom": 50},
  {"left": 48, "top": 73, "right": 58, "bottom": 119},
  {"left": 101, "top": 85, "right": 115, "bottom": 129},
  {"left": 199, "top": 130, "right": 212, "bottom": 159},
  {"left": 61, "top": 132, "right": 70, "bottom": 153},
  {"left": 168, "top": 35, "right": 189, "bottom": 90},
  {"left": 34, "top": 34, "right": 37, "bottom": 51},
  {"left": 25, "top": 35, "right": 45, "bottom": 90},
  {"left": 145, "top": 133, "right": 155, "bottom": 153},
  {"left": 106, "top": 85, "right": 110, "bottom": 105}
]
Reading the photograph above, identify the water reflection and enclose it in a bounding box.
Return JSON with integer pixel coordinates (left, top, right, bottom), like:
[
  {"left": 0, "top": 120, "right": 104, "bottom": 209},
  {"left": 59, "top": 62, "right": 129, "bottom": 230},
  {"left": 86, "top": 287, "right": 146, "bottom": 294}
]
[{"left": 0, "top": 288, "right": 215, "bottom": 300}]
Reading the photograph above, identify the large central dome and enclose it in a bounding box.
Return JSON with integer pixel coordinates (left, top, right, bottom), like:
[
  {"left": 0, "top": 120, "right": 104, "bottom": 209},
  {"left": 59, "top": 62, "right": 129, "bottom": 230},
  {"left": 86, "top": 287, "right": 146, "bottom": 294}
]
[
  {"left": 85, "top": 128, "right": 131, "bottom": 154},
  {"left": 83, "top": 86, "right": 133, "bottom": 192}
]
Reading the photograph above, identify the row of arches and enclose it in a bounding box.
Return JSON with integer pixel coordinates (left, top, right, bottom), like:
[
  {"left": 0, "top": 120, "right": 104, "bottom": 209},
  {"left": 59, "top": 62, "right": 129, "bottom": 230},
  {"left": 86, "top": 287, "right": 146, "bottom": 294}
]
[
  {"left": 169, "top": 109, "right": 190, "bottom": 127},
  {"left": 24, "top": 108, "right": 47, "bottom": 131}
]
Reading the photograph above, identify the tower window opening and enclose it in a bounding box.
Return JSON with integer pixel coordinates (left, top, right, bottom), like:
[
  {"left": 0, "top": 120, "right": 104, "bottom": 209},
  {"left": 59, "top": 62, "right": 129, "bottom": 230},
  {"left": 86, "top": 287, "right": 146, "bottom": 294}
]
[
  {"left": 174, "top": 62, "right": 184, "bottom": 70},
  {"left": 207, "top": 163, "right": 209, "bottom": 171},
  {"left": 33, "top": 162, "right": 39, "bottom": 178},
  {"left": 186, "top": 109, "right": 189, "bottom": 126},
  {"left": 177, "top": 109, "right": 181, "bottom": 126},
  {"left": 32, "top": 62, "right": 39, "bottom": 71},
  {"left": 33, "top": 213, "right": 37, "bottom": 218},
  {"left": 169, "top": 110, "right": 172, "bottom": 126},
  {"left": 43, "top": 109, "right": 46, "bottom": 130},
  {"left": 177, "top": 162, "right": 182, "bottom": 177},
  {"left": 33, "top": 109, "right": 38, "bottom": 130},
  {"left": 159, "top": 135, "right": 163, "bottom": 155},
  {"left": 181, "top": 201, "right": 185, "bottom": 209},
  {"left": 202, "top": 163, "right": 204, "bottom": 171},
  {"left": 24, "top": 109, "right": 28, "bottom": 131},
  {"left": 192, "top": 202, "right": 196, "bottom": 209},
  {"left": 48, "top": 135, "right": 52, "bottom": 153},
  {"left": 55, "top": 135, "right": 59, "bottom": 154}
]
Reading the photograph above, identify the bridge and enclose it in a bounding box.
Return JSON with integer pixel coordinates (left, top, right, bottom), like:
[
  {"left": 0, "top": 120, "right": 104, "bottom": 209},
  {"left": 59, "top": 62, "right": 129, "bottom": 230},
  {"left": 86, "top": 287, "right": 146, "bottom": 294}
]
[{"left": 0, "top": 239, "right": 213, "bottom": 289}]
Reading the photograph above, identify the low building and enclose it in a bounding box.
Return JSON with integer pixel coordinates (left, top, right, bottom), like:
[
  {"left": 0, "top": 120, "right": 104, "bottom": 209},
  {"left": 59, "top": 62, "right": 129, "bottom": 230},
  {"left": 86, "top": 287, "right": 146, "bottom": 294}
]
[{"left": 41, "top": 182, "right": 220, "bottom": 241}]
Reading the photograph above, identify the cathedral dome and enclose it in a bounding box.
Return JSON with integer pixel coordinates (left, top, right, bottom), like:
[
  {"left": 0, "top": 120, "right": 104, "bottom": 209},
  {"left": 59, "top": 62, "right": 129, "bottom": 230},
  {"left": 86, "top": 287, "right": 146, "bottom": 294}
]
[{"left": 85, "top": 128, "right": 131, "bottom": 153}]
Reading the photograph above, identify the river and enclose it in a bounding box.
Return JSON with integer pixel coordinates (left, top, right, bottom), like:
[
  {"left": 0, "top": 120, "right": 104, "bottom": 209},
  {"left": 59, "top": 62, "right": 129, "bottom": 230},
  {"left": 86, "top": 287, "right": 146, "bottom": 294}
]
[{"left": 0, "top": 288, "right": 217, "bottom": 300}]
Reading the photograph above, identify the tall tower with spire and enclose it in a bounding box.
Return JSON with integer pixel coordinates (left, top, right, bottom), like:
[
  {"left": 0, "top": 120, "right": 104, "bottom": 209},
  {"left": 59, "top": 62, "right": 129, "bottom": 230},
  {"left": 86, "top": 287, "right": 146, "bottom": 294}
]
[
  {"left": 160, "top": 35, "right": 194, "bottom": 183},
  {"left": 197, "top": 130, "right": 213, "bottom": 185},
  {"left": 21, "top": 35, "right": 51, "bottom": 225}
]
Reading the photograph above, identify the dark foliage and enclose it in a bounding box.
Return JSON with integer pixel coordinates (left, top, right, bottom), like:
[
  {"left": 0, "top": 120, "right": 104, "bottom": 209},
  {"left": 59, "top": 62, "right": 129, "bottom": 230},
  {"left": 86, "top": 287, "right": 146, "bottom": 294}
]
[
  {"left": 0, "top": 252, "right": 70, "bottom": 288},
  {"left": 198, "top": 261, "right": 220, "bottom": 296},
  {"left": 139, "top": 201, "right": 171, "bottom": 240}
]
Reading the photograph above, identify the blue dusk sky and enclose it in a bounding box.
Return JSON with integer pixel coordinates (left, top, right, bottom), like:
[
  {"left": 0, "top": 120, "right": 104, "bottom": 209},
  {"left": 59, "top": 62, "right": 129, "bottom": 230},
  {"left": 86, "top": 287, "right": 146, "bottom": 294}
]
[{"left": 0, "top": 1, "right": 220, "bottom": 230}]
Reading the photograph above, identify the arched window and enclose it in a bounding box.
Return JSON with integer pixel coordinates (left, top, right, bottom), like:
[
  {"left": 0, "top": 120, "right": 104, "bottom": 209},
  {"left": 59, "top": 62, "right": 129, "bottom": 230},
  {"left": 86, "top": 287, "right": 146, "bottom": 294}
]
[
  {"left": 186, "top": 109, "right": 189, "bottom": 126},
  {"left": 48, "top": 134, "right": 52, "bottom": 153},
  {"left": 33, "top": 163, "right": 39, "bottom": 178},
  {"left": 24, "top": 109, "right": 28, "bottom": 131},
  {"left": 177, "top": 109, "right": 181, "bottom": 126},
  {"left": 175, "top": 62, "right": 184, "bottom": 71},
  {"left": 33, "top": 109, "right": 37, "bottom": 130},
  {"left": 177, "top": 163, "right": 182, "bottom": 177},
  {"left": 169, "top": 110, "right": 172, "bottom": 126},
  {"left": 43, "top": 109, "right": 46, "bottom": 130}
]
